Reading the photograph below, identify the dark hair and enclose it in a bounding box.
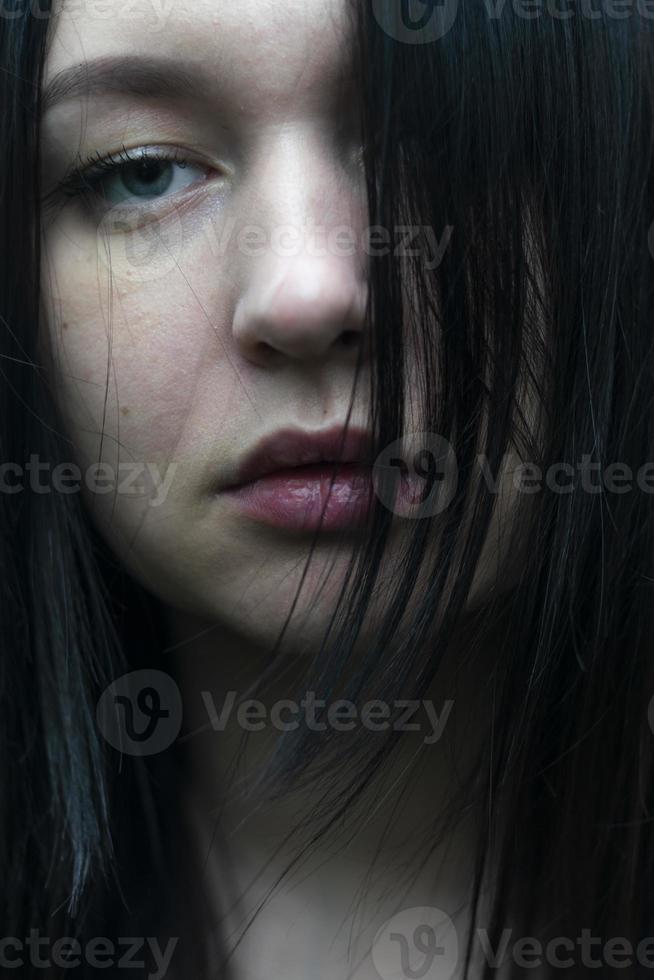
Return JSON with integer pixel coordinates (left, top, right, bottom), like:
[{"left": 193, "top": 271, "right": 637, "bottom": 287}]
[{"left": 2, "top": 0, "right": 654, "bottom": 976}]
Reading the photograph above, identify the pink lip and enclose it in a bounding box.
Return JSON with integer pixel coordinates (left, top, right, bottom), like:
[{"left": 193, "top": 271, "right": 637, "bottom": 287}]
[{"left": 221, "top": 426, "right": 376, "bottom": 531}]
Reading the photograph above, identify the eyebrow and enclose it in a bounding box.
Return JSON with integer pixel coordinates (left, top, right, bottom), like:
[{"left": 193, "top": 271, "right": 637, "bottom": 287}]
[{"left": 41, "top": 55, "right": 209, "bottom": 115}]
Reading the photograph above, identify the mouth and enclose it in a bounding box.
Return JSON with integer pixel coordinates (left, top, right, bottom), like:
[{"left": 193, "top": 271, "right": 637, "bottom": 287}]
[{"left": 220, "top": 426, "right": 377, "bottom": 532}]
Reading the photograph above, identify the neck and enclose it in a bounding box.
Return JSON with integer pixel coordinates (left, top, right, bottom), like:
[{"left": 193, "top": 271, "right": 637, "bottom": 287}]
[{"left": 162, "top": 604, "right": 498, "bottom": 961}]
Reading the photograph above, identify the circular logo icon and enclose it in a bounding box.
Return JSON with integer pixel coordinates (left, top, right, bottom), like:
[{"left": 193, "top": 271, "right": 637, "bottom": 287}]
[
  {"left": 96, "top": 669, "right": 183, "bottom": 756},
  {"left": 372, "top": 0, "right": 459, "bottom": 44},
  {"left": 372, "top": 432, "right": 458, "bottom": 519},
  {"left": 372, "top": 906, "right": 458, "bottom": 980},
  {"left": 96, "top": 205, "right": 185, "bottom": 285}
]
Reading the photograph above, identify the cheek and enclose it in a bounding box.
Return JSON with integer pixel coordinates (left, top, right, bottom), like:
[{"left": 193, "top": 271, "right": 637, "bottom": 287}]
[
  {"left": 40, "top": 211, "right": 346, "bottom": 644},
  {"left": 43, "top": 210, "right": 235, "bottom": 469},
  {"left": 41, "top": 213, "right": 231, "bottom": 571}
]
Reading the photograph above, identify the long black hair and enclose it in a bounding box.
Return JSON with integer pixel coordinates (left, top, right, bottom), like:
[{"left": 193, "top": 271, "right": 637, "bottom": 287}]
[{"left": 2, "top": 0, "right": 654, "bottom": 976}]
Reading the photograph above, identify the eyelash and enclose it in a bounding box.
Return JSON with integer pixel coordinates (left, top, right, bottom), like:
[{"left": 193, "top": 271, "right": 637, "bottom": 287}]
[{"left": 57, "top": 144, "right": 202, "bottom": 203}]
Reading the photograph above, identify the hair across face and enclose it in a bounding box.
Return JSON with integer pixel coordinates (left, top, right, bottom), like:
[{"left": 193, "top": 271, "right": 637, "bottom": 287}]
[
  {"left": 40, "top": 0, "right": 522, "bottom": 651},
  {"left": 3, "top": 0, "right": 653, "bottom": 976}
]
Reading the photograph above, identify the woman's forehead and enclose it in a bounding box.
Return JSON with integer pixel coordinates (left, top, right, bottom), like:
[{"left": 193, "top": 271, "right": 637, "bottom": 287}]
[{"left": 44, "top": 0, "right": 357, "bottom": 119}]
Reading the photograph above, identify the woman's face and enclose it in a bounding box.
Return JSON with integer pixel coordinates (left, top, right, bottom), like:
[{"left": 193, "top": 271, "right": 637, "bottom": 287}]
[{"left": 41, "top": 0, "right": 517, "bottom": 650}]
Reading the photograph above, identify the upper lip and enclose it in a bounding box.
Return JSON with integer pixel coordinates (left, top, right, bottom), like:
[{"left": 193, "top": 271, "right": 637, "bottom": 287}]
[{"left": 226, "top": 425, "right": 376, "bottom": 488}]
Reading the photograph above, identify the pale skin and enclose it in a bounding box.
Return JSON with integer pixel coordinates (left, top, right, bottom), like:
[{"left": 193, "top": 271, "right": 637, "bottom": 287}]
[{"left": 40, "top": 0, "right": 524, "bottom": 975}]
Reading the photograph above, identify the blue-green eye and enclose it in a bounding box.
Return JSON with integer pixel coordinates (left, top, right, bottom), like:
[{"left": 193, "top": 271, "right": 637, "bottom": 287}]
[
  {"left": 60, "top": 146, "right": 211, "bottom": 209},
  {"left": 102, "top": 157, "right": 203, "bottom": 205}
]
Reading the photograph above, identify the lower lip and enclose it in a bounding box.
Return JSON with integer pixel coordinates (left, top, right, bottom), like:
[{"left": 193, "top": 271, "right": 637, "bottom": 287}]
[{"left": 223, "top": 463, "right": 374, "bottom": 531}]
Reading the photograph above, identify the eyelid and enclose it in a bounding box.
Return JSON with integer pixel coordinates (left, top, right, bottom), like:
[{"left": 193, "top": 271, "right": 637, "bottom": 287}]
[{"left": 55, "top": 142, "right": 227, "bottom": 208}]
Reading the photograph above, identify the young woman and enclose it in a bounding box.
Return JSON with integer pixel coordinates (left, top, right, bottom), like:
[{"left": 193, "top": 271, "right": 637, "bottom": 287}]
[{"left": 2, "top": 0, "right": 653, "bottom": 976}]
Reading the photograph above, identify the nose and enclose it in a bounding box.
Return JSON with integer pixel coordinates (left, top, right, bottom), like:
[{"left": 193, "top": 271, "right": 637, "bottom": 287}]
[
  {"left": 233, "top": 252, "right": 367, "bottom": 363},
  {"left": 231, "top": 146, "right": 368, "bottom": 366}
]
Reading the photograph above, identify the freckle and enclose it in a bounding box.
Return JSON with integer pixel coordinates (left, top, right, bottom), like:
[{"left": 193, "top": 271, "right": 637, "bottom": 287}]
[
  {"left": 121, "top": 406, "right": 130, "bottom": 417},
  {"left": 62, "top": 322, "right": 69, "bottom": 330}
]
